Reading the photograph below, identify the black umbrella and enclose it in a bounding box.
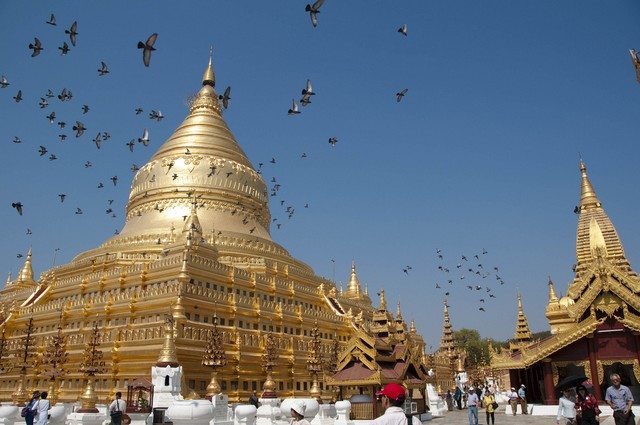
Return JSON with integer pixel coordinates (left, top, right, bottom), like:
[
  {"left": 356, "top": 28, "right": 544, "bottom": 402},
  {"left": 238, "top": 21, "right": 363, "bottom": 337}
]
[{"left": 555, "top": 375, "right": 588, "bottom": 391}]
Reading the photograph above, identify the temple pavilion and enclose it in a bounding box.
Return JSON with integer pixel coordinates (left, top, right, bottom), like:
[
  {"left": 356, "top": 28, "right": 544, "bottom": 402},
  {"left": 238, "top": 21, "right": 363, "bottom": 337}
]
[
  {"left": 0, "top": 57, "right": 431, "bottom": 403},
  {"left": 491, "top": 161, "right": 640, "bottom": 404}
]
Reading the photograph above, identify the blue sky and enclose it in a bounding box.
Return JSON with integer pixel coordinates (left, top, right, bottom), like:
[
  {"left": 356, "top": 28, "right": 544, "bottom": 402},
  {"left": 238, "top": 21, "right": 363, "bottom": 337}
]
[{"left": 1, "top": 1, "right": 639, "bottom": 348}]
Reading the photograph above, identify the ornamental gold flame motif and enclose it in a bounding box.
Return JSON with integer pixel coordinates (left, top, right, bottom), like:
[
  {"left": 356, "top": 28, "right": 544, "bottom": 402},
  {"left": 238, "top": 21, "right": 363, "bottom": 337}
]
[
  {"left": 42, "top": 323, "right": 68, "bottom": 405},
  {"left": 202, "top": 316, "right": 227, "bottom": 397}
]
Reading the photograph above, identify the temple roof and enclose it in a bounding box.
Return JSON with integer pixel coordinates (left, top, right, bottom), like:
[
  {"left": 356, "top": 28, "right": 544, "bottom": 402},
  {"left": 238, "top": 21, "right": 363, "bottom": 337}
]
[{"left": 513, "top": 293, "right": 532, "bottom": 342}]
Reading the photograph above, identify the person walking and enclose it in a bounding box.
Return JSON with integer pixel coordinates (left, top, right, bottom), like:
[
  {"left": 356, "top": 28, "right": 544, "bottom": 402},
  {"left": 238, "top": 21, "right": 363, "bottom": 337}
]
[
  {"left": 605, "top": 373, "right": 634, "bottom": 425},
  {"left": 467, "top": 387, "right": 479, "bottom": 425},
  {"left": 372, "top": 383, "right": 421, "bottom": 425},
  {"left": 518, "top": 384, "right": 528, "bottom": 415},
  {"left": 507, "top": 387, "right": 518, "bottom": 416},
  {"left": 557, "top": 388, "right": 577, "bottom": 425},
  {"left": 249, "top": 391, "right": 259, "bottom": 408},
  {"left": 575, "top": 385, "right": 600, "bottom": 425},
  {"left": 482, "top": 390, "right": 496, "bottom": 425},
  {"left": 454, "top": 387, "right": 463, "bottom": 410},
  {"left": 109, "top": 391, "right": 126, "bottom": 425},
  {"left": 31, "top": 391, "right": 50, "bottom": 425},
  {"left": 24, "top": 392, "right": 40, "bottom": 425},
  {"left": 445, "top": 390, "right": 453, "bottom": 411}
]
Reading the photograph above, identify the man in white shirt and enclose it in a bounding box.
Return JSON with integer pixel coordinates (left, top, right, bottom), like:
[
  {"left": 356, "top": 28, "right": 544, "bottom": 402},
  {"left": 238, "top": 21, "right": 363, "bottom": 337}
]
[
  {"left": 372, "top": 383, "right": 421, "bottom": 425},
  {"left": 507, "top": 387, "right": 518, "bottom": 416},
  {"left": 109, "top": 392, "right": 127, "bottom": 425},
  {"left": 467, "top": 387, "right": 479, "bottom": 425}
]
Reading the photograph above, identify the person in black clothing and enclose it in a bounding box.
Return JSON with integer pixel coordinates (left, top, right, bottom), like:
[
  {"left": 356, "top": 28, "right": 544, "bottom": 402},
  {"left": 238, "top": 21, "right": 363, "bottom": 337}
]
[
  {"left": 249, "top": 391, "right": 259, "bottom": 408},
  {"left": 24, "top": 392, "right": 40, "bottom": 425}
]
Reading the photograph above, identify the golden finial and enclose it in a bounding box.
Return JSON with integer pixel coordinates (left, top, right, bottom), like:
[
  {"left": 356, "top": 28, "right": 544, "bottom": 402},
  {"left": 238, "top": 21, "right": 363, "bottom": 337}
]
[
  {"left": 578, "top": 159, "right": 602, "bottom": 210},
  {"left": 547, "top": 277, "right": 558, "bottom": 303},
  {"left": 378, "top": 288, "right": 387, "bottom": 310},
  {"left": 202, "top": 46, "right": 216, "bottom": 87},
  {"left": 396, "top": 299, "right": 403, "bottom": 321},
  {"left": 157, "top": 315, "right": 179, "bottom": 367},
  {"left": 17, "top": 247, "right": 36, "bottom": 285},
  {"left": 410, "top": 319, "right": 416, "bottom": 333}
]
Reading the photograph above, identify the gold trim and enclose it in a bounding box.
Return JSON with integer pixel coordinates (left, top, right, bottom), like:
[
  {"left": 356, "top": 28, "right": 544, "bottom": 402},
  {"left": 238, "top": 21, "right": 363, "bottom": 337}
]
[
  {"left": 596, "top": 359, "right": 640, "bottom": 384},
  {"left": 551, "top": 361, "right": 590, "bottom": 385}
]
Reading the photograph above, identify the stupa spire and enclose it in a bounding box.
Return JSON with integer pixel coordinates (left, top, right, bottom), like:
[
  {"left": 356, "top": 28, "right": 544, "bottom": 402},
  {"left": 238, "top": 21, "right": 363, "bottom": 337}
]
[
  {"left": 514, "top": 293, "right": 532, "bottom": 342},
  {"left": 396, "top": 299, "right": 403, "bottom": 321},
  {"left": 378, "top": 289, "right": 387, "bottom": 311},
  {"left": 440, "top": 299, "right": 454, "bottom": 352},
  {"left": 547, "top": 277, "right": 558, "bottom": 303},
  {"left": 17, "top": 248, "right": 36, "bottom": 286},
  {"left": 573, "top": 160, "right": 633, "bottom": 276},
  {"left": 202, "top": 46, "right": 216, "bottom": 87},
  {"left": 344, "top": 261, "right": 363, "bottom": 299}
]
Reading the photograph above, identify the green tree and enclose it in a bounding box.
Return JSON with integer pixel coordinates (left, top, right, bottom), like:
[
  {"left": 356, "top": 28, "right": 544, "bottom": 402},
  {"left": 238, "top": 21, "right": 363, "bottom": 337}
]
[{"left": 453, "top": 328, "right": 491, "bottom": 368}]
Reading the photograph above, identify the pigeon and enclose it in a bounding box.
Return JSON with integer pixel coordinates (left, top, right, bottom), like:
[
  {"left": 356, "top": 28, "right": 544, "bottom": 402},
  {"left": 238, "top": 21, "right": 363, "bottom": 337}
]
[
  {"left": 46, "top": 14, "right": 56, "bottom": 26},
  {"left": 479, "top": 307, "right": 486, "bottom": 312},
  {"left": 219, "top": 86, "right": 231, "bottom": 109},
  {"left": 45, "top": 89, "right": 54, "bottom": 98},
  {"left": 29, "top": 38, "right": 43, "bottom": 57},
  {"left": 0, "top": 76, "right": 9, "bottom": 88},
  {"left": 39, "top": 98, "right": 49, "bottom": 109},
  {"left": 65, "top": 21, "right": 78, "bottom": 46},
  {"left": 58, "top": 42, "right": 70, "bottom": 55},
  {"left": 126, "top": 139, "right": 135, "bottom": 152},
  {"left": 12, "top": 202, "right": 23, "bottom": 215},
  {"left": 58, "top": 134, "right": 67, "bottom": 142},
  {"left": 102, "top": 132, "right": 111, "bottom": 140},
  {"left": 135, "top": 107, "right": 143, "bottom": 115},
  {"left": 82, "top": 104, "right": 89, "bottom": 114},
  {"left": 287, "top": 99, "right": 300, "bottom": 115},
  {"left": 305, "top": 0, "right": 325, "bottom": 28},
  {"left": 57, "top": 121, "right": 66, "bottom": 129},
  {"left": 26, "top": 228, "right": 32, "bottom": 235},
  {"left": 398, "top": 24, "right": 408, "bottom": 36},
  {"left": 137, "top": 33, "right": 158, "bottom": 67},
  {"left": 396, "top": 88, "right": 408, "bottom": 102},
  {"left": 138, "top": 128, "right": 149, "bottom": 146},
  {"left": 75, "top": 207, "right": 83, "bottom": 215},
  {"left": 302, "top": 79, "right": 315, "bottom": 96},
  {"left": 110, "top": 176, "right": 118, "bottom": 186},
  {"left": 58, "top": 194, "right": 66, "bottom": 203},
  {"left": 98, "top": 61, "right": 109, "bottom": 76},
  {"left": 38, "top": 146, "right": 48, "bottom": 156},
  {"left": 328, "top": 137, "right": 338, "bottom": 146},
  {"left": 93, "top": 132, "right": 102, "bottom": 149},
  {"left": 131, "top": 164, "right": 139, "bottom": 172},
  {"left": 97, "top": 183, "right": 104, "bottom": 188},
  {"left": 84, "top": 161, "right": 92, "bottom": 168},
  {"left": 48, "top": 154, "right": 57, "bottom": 161},
  {"left": 46, "top": 112, "right": 56, "bottom": 123},
  {"left": 300, "top": 92, "right": 312, "bottom": 107},
  {"left": 13, "top": 90, "right": 22, "bottom": 102},
  {"left": 149, "top": 110, "right": 163, "bottom": 121},
  {"left": 73, "top": 121, "right": 86, "bottom": 137}
]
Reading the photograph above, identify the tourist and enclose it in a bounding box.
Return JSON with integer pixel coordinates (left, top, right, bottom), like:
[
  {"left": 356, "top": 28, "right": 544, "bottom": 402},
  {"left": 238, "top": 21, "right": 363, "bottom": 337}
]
[
  {"left": 31, "top": 391, "right": 49, "bottom": 425},
  {"left": 109, "top": 391, "right": 126, "bottom": 425},
  {"left": 445, "top": 389, "right": 453, "bottom": 411},
  {"left": 454, "top": 386, "right": 463, "bottom": 410},
  {"left": 605, "top": 373, "right": 634, "bottom": 425},
  {"left": 467, "top": 387, "right": 479, "bottom": 425},
  {"left": 372, "top": 383, "right": 421, "bottom": 425},
  {"left": 24, "top": 391, "right": 40, "bottom": 425},
  {"left": 507, "top": 387, "right": 518, "bottom": 416},
  {"left": 557, "top": 388, "right": 576, "bottom": 425},
  {"left": 575, "top": 385, "right": 600, "bottom": 425},
  {"left": 290, "top": 400, "right": 311, "bottom": 425},
  {"left": 249, "top": 390, "right": 259, "bottom": 408},
  {"left": 518, "top": 384, "right": 528, "bottom": 414},
  {"left": 482, "top": 390, "right": 497, "bottom": 425}
]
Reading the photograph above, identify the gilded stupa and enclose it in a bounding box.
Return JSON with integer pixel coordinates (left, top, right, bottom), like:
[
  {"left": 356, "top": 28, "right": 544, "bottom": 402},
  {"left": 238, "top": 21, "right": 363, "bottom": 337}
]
[{"left": 0, "top": 56, "right": 428, "bottom": 402}]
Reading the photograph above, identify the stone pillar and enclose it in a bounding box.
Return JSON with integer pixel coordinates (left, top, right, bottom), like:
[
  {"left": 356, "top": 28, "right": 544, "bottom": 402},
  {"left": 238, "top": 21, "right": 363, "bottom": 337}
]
[
  {"left": 542, "top": 359, "right": 557, "bottom": 405},
  {"left": 587, "top": 336, "right": 602, "bottom": 401},
  {"left": 334, "top": 401, "right": 353, "bottom": 425}
]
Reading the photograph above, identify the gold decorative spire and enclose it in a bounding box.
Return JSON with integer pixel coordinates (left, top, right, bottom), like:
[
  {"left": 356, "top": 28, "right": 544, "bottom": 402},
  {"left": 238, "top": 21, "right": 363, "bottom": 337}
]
[
  {"left": 409, "top": 319, "right": 416, "bottom": 333},
  {"left": 344, "top": 261, "right": 363, "bottom": 299},
  {"left": 202, "top": 47, "right": 216, "bottom": 87},
  {"left": 378, "top": 289, "right": 387, "bottom": 310},
  {"left": 514, "top": 293, "right": 532, "bottom": 342},
  {"left": 5, "top": 273, "right": 11, "bottom": 287},
  {"left": 157, "top": 315, "right": 179, "bottom": 367},
  {"left": 396, "top": 299, "right": 403, "bottom": 321},
  {"left": 17, "top": 248, "right": 36, "bottom": 286},
  {"left": 547, "top": 277, "right": 558, "bottom": 303},
  {"left": 182, "top": 202, "right": 203, "bottom": 237},
  {"left": 574, "top": 160, "right": 632, "bottom": 276},
  {"left": 440, "top": 299, "right": 454, "bottom": 352}
]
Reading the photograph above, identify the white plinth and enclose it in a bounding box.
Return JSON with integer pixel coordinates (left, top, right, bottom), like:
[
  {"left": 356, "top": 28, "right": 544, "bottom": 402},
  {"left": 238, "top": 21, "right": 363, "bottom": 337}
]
[
  {"left": 425, "top": 384, "right": 447, "bottom": 417},
  {"left": 165, "top": 400, "right": 217, "bottom": 425},
  {"left": 152, "top": 365, "right": 184, "bottom": 408},
  {"left": 334, "top": 401, "right": 353, "bottom": 425},
  {"left": 0, "top": 403, "right": 21, "bottom": 425},
  {"left": 256, "top": 398, "right": 281, "bottom": 425},
  {"left": 234, "top": 405, "right": 257, "bottom": 425},
  {"left": 66, "top": 411, "right": 107, "bottom": 425}
]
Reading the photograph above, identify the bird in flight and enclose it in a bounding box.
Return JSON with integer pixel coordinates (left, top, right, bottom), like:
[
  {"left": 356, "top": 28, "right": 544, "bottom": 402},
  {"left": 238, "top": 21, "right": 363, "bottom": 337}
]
[
  {"left": 0, "top": 76, "right": 9, "bottom": 88},
  {"left": 12, "top": 202, "right": 24, "bottom": 215},
  {"left": 46, "top": 112, "right": 56, "bottom": 123},
  {"left": 630, "top": 49, "right": 640, "bottom": 83},
  {"left": 396, "top": 88, "right": 408, "bottom": 102},
  {"left": 305, "top": 0, "right": 325, "bottom": 28},
  {"left": 93, "top": 133, "right": 102, "bottom": 149},
  {"left": 38, "top": 146, "right": 48, "bottom": 156},
  {"left": 135, "top": 107, "right": 143, "bottom": 115},
  {"left": 149, "top": 110, "right": 164, "bottom": 121},
  {"left": 13, "top": 90, "right": 22, "bottom": 102},
  {"left": 98, "top": 61, "right": 109, "bottom": 76},
  {"left": 46, "top": 14, "right": 56, "bottom": 26},
  {"left": 219, "top": 86, "right": 231, "bottom": 109},
  {"left": 58, "top": 194, "right": 66, "bottom": 203},
  {"left": 288, "top": 99, "right": 300, "bottom": 115},
  {"left": 65, "top": 21, "right": 78, "bottom": 46},
  {"left": 73, "top": 121, "right": 86, "bottom": 137},
  {"left": 75, "top": 207, "right": 83, "bottom": 215},
  {"left": 58, "top": 42, "right": 70, "bottom": 55},
  {"left": 110, "top": 176, "right": 118, "bottom": 186},
  {"left": 126, "top": 139, "right": 135, "bottom": 152},
  {"left": 29, "top": 38, "right": 43, "bottom": 57},
  {"left": 138, "top": 128, "right": 149, "bottom": 146},
  {"left": 82, "top": 104, "right": 89, "bottom": 114},
  {"left": 328, "top": 137, "right": 338, "bottom": 147},
  {"left": 398, "top": 24, "right": 408, "bottom": 36},
  {"left": 138, "top": 33, "right": 158, "bottom": 67},
  {"left": 12, "top": 137, "right": 22, "bottom": 144}
]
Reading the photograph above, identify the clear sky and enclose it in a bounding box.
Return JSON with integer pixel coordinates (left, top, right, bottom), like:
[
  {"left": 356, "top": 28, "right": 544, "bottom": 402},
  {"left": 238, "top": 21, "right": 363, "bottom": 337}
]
[{"left": 1, "top": 1, "right": 639, "bottom": 349}]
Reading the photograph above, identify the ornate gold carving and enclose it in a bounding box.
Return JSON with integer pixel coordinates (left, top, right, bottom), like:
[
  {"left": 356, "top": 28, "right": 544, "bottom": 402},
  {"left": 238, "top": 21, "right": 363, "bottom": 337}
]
[
  {"left": 596, "top": 359, "right": 640, "bottom": 384},
  {"left": 551, "top": 361, "right": 590, "bottom": 385}
]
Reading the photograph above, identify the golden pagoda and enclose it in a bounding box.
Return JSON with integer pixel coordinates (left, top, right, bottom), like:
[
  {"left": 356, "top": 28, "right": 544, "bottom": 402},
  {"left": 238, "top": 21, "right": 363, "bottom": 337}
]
[
  {"left": 509, "top": 293, "right": 532, "bottom": 351},
  {"left": 430, "top": 299, "right": 462, "bottom": 392},
  {"left": 0, "top": 56, "right": 429, "bottom": 403},
  {"left": 491, "top": 160, "right": 640, "bottom": 404}
]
